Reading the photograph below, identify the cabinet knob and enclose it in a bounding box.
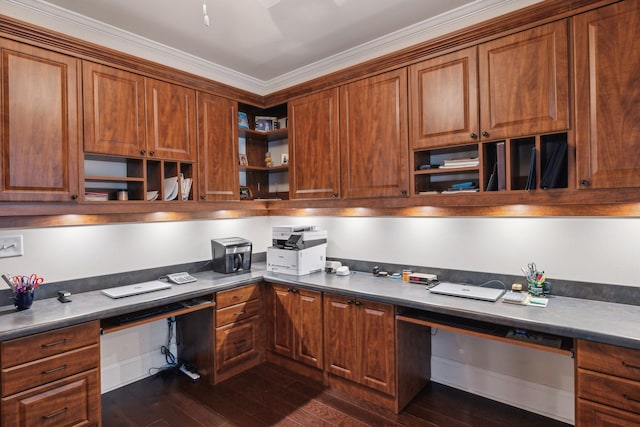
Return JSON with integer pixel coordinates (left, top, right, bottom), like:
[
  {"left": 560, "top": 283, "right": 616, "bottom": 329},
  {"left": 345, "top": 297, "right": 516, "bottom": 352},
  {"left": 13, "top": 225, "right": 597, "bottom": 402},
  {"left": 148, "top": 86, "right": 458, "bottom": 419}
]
[
  {"left": 347, "top": 299, "right": 354, "bottom": 305},
  {"left": 149, "top": 151, "right": 155, "bottom": 156},
  {"left": 200, "top": 195, "right": 206, "bottom": 200},
  {"left": 580, "top": 179, "right": 590, "bottom": 187},
  {"left": 71, "top": 194, "right": 78, "bottom": 200},
  {"left": 482, "top": 131, "right": 489, "bottom": 138},
  {"left": 400, "top": 190, "right": 407, "bottom": 196},
  {"left": 287, "top": 288, "right": 293, "bottom": 293},
  {"left": 332, "top": 193, "right": 338, "bottom": 198},
  {"left": 470, "top": 133, "right": 478, "bottom": 139},
  {"left": 140, "top": 150, "right": 146, "bottom": 155},
  {"left": 354, "top": 301, "right": 362, "bottom": 307}
]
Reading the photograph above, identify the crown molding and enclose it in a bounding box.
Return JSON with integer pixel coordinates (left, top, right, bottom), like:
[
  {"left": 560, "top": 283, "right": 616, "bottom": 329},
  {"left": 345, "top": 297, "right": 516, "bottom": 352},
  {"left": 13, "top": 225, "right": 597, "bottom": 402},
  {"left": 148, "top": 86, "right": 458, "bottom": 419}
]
[{"left": 3, "top": 0, "right": 541, "bottom": 96}]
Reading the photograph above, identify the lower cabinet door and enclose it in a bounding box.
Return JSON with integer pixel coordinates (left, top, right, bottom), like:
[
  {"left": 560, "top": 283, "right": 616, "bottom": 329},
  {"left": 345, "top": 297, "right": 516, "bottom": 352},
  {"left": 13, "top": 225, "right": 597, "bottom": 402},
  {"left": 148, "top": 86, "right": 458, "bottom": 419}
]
[
  {"left": 1, "top": 369, "right": 100, "bottom": 426},
  {"left": 577, "top": 398, "right": 640, "bottom": 426},
  {"left": 215, "top": 317, "right": 260, "bottom": 374}
]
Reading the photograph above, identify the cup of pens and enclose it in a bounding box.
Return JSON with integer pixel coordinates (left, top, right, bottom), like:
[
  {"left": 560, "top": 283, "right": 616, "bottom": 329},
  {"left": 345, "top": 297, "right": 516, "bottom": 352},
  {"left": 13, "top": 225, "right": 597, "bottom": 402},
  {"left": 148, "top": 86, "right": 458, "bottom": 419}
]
[
  {"left": 522, "top": 263, "right": 551, "bottom": 297},
  {"left": 11, "top": 274, "right": 44, "bottom": 311}
]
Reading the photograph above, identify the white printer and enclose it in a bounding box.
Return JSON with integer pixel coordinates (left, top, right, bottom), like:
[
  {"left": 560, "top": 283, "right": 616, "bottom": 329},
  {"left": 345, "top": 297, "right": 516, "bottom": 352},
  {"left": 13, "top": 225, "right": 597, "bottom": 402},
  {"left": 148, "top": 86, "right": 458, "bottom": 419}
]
[{"left": 267, "top": 225, "right": 327, "bottom": 275}]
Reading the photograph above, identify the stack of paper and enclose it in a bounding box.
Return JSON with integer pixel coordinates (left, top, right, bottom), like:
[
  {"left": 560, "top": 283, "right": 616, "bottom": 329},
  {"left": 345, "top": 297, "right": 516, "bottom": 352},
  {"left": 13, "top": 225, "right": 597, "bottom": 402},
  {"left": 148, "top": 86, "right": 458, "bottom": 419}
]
[
  {"left": 180, "top": 175, "right": 192, "bottom": 201},
  {"left": 440, "top": 157, "right": 479, "bottom": 169}
]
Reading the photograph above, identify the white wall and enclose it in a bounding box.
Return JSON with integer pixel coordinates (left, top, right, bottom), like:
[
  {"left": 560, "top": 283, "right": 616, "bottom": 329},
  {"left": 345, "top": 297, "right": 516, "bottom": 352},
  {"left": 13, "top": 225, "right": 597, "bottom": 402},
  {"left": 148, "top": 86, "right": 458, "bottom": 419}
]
[{"left": 2, "top": 215, "right": 638, "bottom": 423}]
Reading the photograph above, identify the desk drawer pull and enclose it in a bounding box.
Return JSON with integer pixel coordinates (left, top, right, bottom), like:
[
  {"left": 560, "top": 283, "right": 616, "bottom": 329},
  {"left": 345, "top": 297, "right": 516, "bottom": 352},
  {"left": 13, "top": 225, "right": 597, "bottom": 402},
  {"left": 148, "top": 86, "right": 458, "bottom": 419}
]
[
  {"left": 622, "top": 361, "right": 640, "bottom": 370},
  {"left": 624, "top": 394, "right": 640, "bottom": 404},
  {"left": 234, "top": 310, "right": 246, "bottom": 316},
  {"left": 233, "top": 295, "right": 244, "bottom": 300},
  {"left": 42, "top": 364, "right": 67, "bottom": 375},
  {"left": 42, "top": 339, "right": 67, "bottom": 348},
  {"left": 234, "top": 339, "right": 247, "bottom": 346},
  {"left": 42, "top": 407, "right": 67, "bottom": 420}
]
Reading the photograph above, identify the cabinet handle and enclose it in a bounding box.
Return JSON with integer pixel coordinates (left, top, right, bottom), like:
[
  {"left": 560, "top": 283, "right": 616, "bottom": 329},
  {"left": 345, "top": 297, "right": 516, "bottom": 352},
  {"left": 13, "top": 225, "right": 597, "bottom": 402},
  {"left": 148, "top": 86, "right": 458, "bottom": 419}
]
[
  {"left": 347, "top": 299, "right": 354, "bottom": 305},
  {"left": 42, "top": 364, "right": 67, "bottom": 375},
  {"left": 234, "top": 310, "right": 246, "bottom": 316},
  {"left": 71, "top": 194, "right": 78, "bottom": 200},
  {"left": 140, "top": 150, "right": 146, "bottom": 155},
  {"left": 233, "top": 295, "right": 244, "bottom": 299},
  {"left": 42, "top": 339, "right": 67, "bottom": 348},
  {"left": 291, "top": 288, "right": 299, "bottom": 294},
  {"left": 149, "top": 151, "right": 155, "bottom": 156},
  {"left": 287, "top": 288, "right": 293, "bottom": 293},
  {"left": 234, "top": 339, "right": 247, "bottom": 346},
  {"left": 624, "top": 394, "right": 640, "bottom": 404},
  {"left": 354, "top": 301, "right": 362, "bottom": 307},
  {"left": 580, "top": 179, "right": 590, "bottom": 187},
  {"left": 470, "top": 133, "right": 478, "bottom": 139},
  {"left": 622, "top": 361, "right": 640, "bottom": 370},
  {"left": 42, "top": 407, "right": 68, "bottom": 420},
  {"left": 482, "top": 131, "right": 489, "bottom": 138}
]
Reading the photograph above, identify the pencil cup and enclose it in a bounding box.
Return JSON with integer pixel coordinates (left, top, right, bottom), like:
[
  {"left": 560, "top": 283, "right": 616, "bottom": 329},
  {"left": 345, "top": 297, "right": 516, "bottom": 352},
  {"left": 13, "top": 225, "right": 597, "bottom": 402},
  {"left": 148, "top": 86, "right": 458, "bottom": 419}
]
[{"left": 13, "top": 290, "right": 34, "bottom": 311}]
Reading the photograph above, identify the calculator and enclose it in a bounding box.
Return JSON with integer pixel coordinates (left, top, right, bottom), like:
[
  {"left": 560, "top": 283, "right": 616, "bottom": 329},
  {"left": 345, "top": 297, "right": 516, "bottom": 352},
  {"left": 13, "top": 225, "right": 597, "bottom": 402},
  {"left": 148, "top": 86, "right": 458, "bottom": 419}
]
[
  {"left": 502, "top": 291, "right": 529, "bottom": 304},
  {"left": 166, "top": 272, "right": 197, "bottom": 285}
]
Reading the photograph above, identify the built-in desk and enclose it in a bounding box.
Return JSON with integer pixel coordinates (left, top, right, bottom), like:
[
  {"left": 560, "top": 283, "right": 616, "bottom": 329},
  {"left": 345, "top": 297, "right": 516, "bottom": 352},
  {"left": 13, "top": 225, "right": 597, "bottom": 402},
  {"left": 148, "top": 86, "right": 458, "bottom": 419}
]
[{"left": 1, "top": 266, "right": 639, "bottom": 425}]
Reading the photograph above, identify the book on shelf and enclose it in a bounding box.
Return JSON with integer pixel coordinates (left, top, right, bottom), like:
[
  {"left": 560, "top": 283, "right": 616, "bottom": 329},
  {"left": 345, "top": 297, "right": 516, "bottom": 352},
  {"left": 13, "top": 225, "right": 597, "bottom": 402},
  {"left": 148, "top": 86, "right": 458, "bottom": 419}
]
[
  {"left": 525, "top": 146, "right": 536, "bottom": 190},
  {"left": 85, "top": 191, "right": 109, "bottom": 201},
  {"left": 540, "top": 143, "right": 568, "bottom": 189},
  {"left": 440, "top": 157, "right": 479, "bottom": 169},
  {"left": 486, "top": 162, "right": 498, "bottom": 191},
  {"left": 441, "top": 188, "right": 479, "bottom": 194},
  {"left": 496, "top": 142, "right": 506, "bottom": 190}
]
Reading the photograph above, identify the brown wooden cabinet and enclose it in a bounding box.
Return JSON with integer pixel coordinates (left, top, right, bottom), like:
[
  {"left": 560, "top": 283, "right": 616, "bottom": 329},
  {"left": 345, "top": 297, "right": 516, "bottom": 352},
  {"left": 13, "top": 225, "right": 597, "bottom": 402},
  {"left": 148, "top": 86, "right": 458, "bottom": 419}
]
[
  {"left": 340, "top": 69, "right": 409, "bottom": 199},
  {"left": 0, "top": 39, "right": 80, "bottom": 202},
  {"left": 268, "top": 284, "right": 323, "bottom": 370},
  {"left": 574, "top": 0, "right": 640, "bottom": 189},
  {"left": 145, "top": 78, "right": 197, "bottom": 162},
  {"left": 83, "top": 61, "right": 146, "bottom": 157},
  {"left": 576, "top": 339, "right": 640, "bottom": 426},
  {"left": 409, "top": 46, "right": 479, "bottom": 149},
  {"left": 478, "top": 19, "right": 569, "bottom": 141},
  {"left": 324, "top": 294, "right": 395, "bottom": 396},
  {"left": 197, "top": 93, "right": 239, "bottom": 201},
  {"left": 289, "top": 88, "right": 340, "bottom": 199},
  {"left": 213, "top": 284, "right": 263, "bottom": 383},
  {"left": 82, "top": 61, "right": 196, "bottom": 202},
  {"left": 0, "top": 321, "right": 101, "bottom": 426}
]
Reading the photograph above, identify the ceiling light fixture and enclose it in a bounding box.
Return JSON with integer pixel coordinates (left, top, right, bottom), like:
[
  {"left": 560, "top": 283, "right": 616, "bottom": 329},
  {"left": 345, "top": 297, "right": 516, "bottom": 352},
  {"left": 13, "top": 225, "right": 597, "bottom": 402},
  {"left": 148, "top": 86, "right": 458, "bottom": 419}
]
[{"left": 202, "top": 1, "right": 210, "bottom": 27}]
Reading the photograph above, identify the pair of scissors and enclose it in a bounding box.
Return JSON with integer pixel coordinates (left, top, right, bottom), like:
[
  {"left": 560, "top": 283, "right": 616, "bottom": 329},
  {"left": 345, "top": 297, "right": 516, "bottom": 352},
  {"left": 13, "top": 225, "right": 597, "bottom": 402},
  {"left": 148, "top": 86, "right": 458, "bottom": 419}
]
[{"left": 28, "top": 274, "right": 44, "bottom": 287}]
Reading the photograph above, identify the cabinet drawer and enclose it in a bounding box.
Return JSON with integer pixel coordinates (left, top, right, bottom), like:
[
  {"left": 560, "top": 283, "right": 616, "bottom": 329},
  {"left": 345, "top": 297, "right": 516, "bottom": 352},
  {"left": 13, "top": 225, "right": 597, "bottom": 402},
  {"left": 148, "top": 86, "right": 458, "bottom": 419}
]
[
  {"left": 577, "top": 369, "right": 640, "bottom": 415},
  {"left": 1, "top": 369, "right": 100, "bottom": 426},
  {"left": 216, "top": 299, "right": 261, "bottom": 327},
  {"left": 2, "top": 344, "right": 99, "bottom": 397},
  {"left": 577, "top": 339, "right": 640, "bottom": 381},
  {"left": 1, "top": 321, "right": 98, "bottom": 368},
  {"left": 216, "top": 284, "right": 260, "bottom": 309},
  {"left": 215, "top": 318, "right": 259, "bottom": 371}
]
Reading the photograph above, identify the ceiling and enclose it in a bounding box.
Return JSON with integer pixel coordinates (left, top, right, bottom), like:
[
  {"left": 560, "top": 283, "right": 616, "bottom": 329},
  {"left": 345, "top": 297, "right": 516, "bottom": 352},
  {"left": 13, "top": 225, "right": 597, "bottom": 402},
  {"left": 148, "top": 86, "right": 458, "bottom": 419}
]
[{"left": 3, "top": 0, "right": 541, "bottom": 94}]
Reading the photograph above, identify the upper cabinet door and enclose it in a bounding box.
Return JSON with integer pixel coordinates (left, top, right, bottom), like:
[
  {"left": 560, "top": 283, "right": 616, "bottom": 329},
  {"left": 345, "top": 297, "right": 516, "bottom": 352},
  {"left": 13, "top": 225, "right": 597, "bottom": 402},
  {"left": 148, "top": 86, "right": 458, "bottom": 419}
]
[
  {"left": 574, "top": 0, "right": 640, "bottom": 189},
  {"left": 145, "top": 78, "right": 197, "bottom": 161},
  {"left": 83, "top": 61, "right": 146, "bottom": 157},
  {"left": 289, "top": 88, "right": 340, "bottom": 199},
  {"left": 340, "top": 69, "right": 409, "bottom": 199},
  {"left": 478, "top": 20, "right": 569, "bottom": 140},
  {"left": 409, "top": 46, "right": 479, "bottom": 149},
  {"left": 0, "top": 40, "right": 79, "bottom": 202},
  {"left": 197, "top": 93, "right": 239, "bottom": 201}
]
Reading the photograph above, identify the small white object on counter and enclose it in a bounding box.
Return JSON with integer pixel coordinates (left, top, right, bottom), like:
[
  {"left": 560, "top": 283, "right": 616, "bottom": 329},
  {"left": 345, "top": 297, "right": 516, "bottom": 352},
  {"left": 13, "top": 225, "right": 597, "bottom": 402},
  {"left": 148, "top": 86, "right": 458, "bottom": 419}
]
[{"left": 336, "top": 266, "right": 350, "bottom": 276}]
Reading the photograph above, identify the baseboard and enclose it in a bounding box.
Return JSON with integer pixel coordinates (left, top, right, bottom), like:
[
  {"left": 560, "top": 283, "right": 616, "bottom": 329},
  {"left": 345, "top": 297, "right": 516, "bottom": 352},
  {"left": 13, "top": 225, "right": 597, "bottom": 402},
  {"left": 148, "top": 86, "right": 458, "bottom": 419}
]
[{"left": 431, "top": 356, "right": 574, "bottom": 424}]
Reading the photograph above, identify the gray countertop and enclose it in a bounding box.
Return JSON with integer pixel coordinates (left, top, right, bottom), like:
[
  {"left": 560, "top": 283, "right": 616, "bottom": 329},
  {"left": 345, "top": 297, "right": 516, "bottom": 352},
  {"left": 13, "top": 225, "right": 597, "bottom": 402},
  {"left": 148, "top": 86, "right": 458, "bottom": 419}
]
[{"left": 1, "top": 264, "right": 639, "bottom": 350}]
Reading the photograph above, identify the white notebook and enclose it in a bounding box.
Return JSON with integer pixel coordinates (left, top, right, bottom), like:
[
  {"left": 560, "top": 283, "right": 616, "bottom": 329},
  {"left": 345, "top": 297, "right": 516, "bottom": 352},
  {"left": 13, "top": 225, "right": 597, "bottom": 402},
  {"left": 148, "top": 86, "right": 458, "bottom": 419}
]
[
  {"left": 429, "top": 282, "right": 505, "bottom": 302},
  {"left": 101, "top": 281, "right": 172, "bottom": 299}
]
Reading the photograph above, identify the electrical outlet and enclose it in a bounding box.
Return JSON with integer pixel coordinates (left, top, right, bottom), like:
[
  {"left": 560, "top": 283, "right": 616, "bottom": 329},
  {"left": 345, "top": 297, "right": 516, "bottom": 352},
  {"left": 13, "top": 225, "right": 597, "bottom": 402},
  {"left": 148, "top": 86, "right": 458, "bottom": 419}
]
[{"left": 0, "top": 235, "right": 24, "bottom": 258}]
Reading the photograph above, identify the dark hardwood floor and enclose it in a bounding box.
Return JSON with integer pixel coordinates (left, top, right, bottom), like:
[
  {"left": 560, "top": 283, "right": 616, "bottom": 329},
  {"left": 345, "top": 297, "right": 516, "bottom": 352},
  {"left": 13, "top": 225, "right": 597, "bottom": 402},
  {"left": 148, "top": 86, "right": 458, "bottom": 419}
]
[{"left": 102, "top": 363, "right": 571, "bottom": 426}]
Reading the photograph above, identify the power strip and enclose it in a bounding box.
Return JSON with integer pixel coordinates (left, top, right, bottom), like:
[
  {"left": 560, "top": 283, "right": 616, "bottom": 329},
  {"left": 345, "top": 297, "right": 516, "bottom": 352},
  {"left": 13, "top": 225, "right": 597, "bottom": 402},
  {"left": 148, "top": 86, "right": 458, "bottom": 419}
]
[{"left": 179, "top": 364, "right": 200, "bottom": 381}]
